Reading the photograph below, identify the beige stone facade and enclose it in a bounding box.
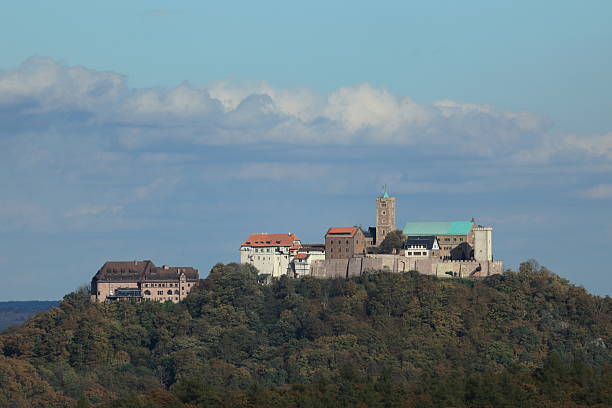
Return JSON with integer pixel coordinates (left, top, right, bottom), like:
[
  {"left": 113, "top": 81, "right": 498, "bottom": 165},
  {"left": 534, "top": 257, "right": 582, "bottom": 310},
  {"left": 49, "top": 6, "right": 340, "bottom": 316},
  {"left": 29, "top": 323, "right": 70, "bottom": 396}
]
[{"left": 91, "top": 260, "right": 199, "bottom": 303}]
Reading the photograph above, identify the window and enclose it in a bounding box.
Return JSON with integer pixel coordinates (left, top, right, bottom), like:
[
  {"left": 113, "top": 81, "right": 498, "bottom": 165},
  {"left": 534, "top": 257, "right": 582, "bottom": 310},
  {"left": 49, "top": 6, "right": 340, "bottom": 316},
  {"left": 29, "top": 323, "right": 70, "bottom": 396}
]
[
  {"left": 157, "top": 290, "right": 163, "bottom": 295},
  {"left": 407, "top": 252, "right": 412, "bottom": 256},
  {"left": 167, "top": 290, "right": 173, "bottom": 295},
  {"left": 144, "top": 290, "right": 151, "bottom": 295}
]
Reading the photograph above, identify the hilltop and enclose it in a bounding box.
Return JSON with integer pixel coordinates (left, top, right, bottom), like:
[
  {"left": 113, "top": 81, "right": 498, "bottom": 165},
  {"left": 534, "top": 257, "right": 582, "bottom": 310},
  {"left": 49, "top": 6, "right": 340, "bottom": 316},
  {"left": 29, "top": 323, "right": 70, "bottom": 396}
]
[{"left": 1, "top": 261, "right": 611, "bottom": 407}]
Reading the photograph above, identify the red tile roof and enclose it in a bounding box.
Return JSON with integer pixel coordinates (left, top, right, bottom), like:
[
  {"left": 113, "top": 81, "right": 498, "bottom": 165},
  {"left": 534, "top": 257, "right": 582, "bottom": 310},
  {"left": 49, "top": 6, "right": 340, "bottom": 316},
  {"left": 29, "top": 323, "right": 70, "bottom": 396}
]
[
  {"left": 326, "top": 227, "right": 359, "bottom": 237},
  {"left": 241, "top": 233, "right": 301, "bottom": 247},
  {"left": 294, "top": 253, "right": 309, "bottom": 260}
]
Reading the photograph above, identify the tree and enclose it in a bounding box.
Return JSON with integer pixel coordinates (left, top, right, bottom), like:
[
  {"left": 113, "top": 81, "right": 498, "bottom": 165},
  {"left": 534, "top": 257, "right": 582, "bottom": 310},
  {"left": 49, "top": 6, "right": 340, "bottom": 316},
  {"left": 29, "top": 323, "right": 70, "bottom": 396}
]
[{"left": 377, "top": 230, "right": 406, "bottom": 254}]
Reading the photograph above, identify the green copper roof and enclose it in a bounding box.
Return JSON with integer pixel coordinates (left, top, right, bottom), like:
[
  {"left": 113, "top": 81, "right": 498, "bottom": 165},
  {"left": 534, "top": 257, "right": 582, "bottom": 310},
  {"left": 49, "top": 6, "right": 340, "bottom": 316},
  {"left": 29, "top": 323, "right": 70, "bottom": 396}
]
[
  {"left": 382, "top": 192, "right": 389, "bottom": 198},
  {"left": 403, "top": 221, "right": 473, "bottom": 236}
]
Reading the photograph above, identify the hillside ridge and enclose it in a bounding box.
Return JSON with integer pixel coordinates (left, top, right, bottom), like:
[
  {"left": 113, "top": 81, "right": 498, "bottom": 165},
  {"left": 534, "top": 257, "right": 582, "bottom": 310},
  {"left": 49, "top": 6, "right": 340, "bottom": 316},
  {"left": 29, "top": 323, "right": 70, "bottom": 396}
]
[{"left": 1, "top": 261, "right": 611, "bottom": 407}]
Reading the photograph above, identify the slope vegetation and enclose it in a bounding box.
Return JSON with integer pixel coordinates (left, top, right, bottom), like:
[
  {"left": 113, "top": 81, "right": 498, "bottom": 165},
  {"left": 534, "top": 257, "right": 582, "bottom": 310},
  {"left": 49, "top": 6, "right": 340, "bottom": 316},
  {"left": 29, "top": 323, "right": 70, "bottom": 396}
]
[{"left": 1, "top": 262, "right": 611, "bottom": 407}]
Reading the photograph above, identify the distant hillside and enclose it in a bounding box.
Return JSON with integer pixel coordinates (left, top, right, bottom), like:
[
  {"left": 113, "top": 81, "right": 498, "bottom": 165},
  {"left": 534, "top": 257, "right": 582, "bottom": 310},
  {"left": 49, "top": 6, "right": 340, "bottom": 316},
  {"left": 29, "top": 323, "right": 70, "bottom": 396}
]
[
  {"left": 0, "top": 262, "right": 611, "bottom": 407},
  {"left": 0, "top": 301, "right": 59, "bottom": 331}
]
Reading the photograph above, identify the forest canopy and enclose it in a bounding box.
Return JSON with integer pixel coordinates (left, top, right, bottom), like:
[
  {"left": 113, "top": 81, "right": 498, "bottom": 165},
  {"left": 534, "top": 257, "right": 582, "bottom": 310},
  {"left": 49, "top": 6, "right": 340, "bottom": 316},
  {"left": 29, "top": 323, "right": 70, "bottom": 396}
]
[{"left": 1, "top": 261, "right": 611, "bottom": 407}]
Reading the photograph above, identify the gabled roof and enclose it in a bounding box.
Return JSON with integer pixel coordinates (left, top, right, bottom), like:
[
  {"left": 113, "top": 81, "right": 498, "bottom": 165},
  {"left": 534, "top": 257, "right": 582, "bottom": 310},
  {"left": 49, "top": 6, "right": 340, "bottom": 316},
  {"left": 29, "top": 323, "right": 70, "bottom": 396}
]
[
  {"left": 145, "top": 266, "right": 199, "bottom": 281},
  {"left": 241, "top": 233, "right": 301, "bottom": 248},
  {"left": 403, "top": 221, "right": 473, "bottom": 236},
  {"left": 326, "top": 227, "right": 360, "bottom": 237},
  {"left": 405, "top": 235, "right": 438, "bottom": 250}
]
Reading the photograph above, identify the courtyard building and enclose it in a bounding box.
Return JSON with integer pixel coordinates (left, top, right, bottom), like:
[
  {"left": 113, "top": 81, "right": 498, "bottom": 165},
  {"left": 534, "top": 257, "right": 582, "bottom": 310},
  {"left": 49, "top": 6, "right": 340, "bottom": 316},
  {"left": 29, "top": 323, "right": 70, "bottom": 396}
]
[
  {"left": 240, "top": 233, "right": 301, "bottom": 278},
  {"left": 91, "top": 260, "right": 199, "bottom": 303}
]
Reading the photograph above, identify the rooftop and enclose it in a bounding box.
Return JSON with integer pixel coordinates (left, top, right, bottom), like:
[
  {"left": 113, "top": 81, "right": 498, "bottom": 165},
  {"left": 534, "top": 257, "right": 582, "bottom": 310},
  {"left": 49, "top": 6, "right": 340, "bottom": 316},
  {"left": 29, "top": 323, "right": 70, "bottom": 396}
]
[
  {"left": 93, "top": 261, "right": 199, "bottom": 282},
  {"left": 241, "top": 233, "right": 301, "bottom": 248},
  {"left": 326, "top": 227, "right": 359, "bottom": 237},
  {"left": 403, "top": 221, "right": 473, "bottom": 236},
  {"left": 405, "top": 235, "right": 438, "bottom": 250}
]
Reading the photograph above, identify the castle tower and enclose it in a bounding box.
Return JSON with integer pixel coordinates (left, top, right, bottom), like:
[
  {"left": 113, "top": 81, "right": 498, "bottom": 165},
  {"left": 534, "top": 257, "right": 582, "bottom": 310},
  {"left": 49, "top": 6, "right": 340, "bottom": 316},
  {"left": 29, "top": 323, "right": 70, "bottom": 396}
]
[
  {"left": 376, "top": 186, "right": 396, "bottom": 245},
  {"left": 473, "top": 226, "right": 493, "bottom": 261}
]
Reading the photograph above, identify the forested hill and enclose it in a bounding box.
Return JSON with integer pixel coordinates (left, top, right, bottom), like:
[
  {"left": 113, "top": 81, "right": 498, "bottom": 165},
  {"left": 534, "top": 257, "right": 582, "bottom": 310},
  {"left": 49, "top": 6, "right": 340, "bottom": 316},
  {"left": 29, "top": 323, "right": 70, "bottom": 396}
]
[
  {"left": 1, "top": 262, "right": 611, "bottom": 407},
  {"left": 0, "top": 301, "right": 59, "bottom": 331}
]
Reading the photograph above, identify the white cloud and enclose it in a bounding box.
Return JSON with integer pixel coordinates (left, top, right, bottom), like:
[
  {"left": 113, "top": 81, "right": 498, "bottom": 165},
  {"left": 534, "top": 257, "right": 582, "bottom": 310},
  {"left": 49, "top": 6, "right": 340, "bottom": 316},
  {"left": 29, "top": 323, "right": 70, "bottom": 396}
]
[
  {"left": 231, "top": 162, "right": 332, "bottom": 181},
  {"left": 0, "top": 57, "right": 552, "bottom": 157},
  {"left": 562, "top": 132, "right": 612, "bottom": 160},
  {"left": 582, "top": 184, "right": 612, "bottom": 199}
]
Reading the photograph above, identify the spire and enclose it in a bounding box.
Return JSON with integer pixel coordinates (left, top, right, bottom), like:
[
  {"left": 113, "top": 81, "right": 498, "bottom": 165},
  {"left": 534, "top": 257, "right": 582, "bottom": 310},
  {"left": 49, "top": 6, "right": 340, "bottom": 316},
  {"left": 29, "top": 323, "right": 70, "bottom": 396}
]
[{"left": 381, "top": 184, "right": 389, "bottom": 198}]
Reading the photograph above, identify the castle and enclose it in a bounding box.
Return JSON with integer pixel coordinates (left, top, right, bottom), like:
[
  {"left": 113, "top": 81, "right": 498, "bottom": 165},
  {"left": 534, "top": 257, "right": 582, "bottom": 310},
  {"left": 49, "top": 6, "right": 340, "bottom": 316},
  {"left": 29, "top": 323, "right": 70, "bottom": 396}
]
[
  {"left": 91, "top": 189, "right": 500, "bottom": 304},
  {"left": 240, "top": 189, "right": 503, "bottom": 279}
]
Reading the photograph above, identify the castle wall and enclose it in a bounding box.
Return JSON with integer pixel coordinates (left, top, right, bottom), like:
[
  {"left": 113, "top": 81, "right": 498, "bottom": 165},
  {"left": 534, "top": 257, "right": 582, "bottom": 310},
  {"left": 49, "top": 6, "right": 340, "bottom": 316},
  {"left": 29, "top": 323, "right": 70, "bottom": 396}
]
[
  {"left": 308, "top": 255, "right": 502, "bottom": 279},
  {"left": 310, "top": 257, "right": 383, "bottom": 279}
]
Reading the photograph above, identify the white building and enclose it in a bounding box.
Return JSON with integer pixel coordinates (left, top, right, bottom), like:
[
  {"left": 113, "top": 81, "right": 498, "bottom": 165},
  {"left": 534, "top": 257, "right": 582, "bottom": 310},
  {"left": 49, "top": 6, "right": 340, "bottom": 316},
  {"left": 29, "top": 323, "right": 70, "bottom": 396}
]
[
  {"left": 291, "top": 244, "right": 325, "bottom": 277},
  {"left": 240, "top": 233, "right": 301, "bottom": 277},
  {"left": 473, "top": 226, "right": 493, "bottom": 261},
  {"left": 402, "top": 235, "right": 440, "bottom": 258}
]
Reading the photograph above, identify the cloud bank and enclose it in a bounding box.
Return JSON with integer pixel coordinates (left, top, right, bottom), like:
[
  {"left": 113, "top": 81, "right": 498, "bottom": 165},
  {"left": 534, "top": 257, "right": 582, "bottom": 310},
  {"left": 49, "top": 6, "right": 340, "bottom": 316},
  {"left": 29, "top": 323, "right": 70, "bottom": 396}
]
[{"left": 0, "top": 57, "right": 552, "bottom": 157}]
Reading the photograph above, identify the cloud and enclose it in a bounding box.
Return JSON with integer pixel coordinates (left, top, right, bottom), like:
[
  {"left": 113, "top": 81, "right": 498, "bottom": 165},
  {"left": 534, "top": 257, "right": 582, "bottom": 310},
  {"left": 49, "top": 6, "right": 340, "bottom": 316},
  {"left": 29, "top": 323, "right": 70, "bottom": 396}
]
[
  {"left": 561, "top": 132, "right": 612, "bottom": 160},
  {"left": 512, "top": 132, "right": 612, "bottom": 164},
  {"left": 64, "top": 205, "right": 123, "bottom": 218},
  {"left": 231, "top": 162, "right": 332, "bottom": 181},
  {"left": 0, "top": 57, "right": 551, "bottom": 157},
  {"left": 582, "top": 184, "right": 612, "bottom": 199}
]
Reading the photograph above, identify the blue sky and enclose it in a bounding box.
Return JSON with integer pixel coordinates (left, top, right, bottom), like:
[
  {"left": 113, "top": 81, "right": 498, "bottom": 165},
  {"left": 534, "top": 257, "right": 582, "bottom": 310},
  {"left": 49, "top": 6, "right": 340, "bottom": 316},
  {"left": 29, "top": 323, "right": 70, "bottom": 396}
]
[{"left": 1, "top": 1, "right": 611, "bottom": 299}]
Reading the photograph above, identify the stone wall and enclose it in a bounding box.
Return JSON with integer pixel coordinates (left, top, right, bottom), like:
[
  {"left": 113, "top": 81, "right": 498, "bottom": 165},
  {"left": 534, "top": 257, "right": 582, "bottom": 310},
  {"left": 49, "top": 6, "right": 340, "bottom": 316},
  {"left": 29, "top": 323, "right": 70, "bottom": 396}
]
[
  {"left": 310, "top": 257, "right": 383, "bottom": 278},
  {"left": 308, "top": 255, "right": 503, "bottom": 279}
]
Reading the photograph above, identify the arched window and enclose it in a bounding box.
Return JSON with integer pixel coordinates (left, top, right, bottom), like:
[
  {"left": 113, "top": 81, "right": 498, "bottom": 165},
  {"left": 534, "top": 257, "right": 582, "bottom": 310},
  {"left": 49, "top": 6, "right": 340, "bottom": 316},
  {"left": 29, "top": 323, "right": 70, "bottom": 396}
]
[
  {"left": 167, "top": 290, "right": 173, "bottom": 295},
  {"left": 174, "top": 290, "right": 179, "bottom": 295},
  {"left": 144, "top": 290, "right": 151, "bottom": 295}
]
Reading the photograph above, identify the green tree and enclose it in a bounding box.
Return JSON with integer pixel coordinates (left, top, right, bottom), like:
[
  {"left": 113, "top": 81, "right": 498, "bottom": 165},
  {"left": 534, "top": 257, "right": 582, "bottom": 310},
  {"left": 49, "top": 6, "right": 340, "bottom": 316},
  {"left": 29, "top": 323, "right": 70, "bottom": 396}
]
[{"left": 376, "top": 230, "right": 406, "bottom": 254}]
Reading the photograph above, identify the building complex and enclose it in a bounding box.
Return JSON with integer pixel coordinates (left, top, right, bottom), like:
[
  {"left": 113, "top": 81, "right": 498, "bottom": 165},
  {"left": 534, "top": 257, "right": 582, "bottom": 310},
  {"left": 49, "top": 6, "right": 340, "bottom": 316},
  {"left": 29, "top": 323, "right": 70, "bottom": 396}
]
[{"left": 240, "top": 188, "right": 502, "bottom": 279}]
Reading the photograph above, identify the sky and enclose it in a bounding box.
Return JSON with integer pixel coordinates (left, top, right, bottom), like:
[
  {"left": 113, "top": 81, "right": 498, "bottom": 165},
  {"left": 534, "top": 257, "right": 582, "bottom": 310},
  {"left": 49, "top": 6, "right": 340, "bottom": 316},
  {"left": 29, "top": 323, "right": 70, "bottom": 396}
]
[{"left": 0, "top": 0, "right": 611, "bottom": 300}]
